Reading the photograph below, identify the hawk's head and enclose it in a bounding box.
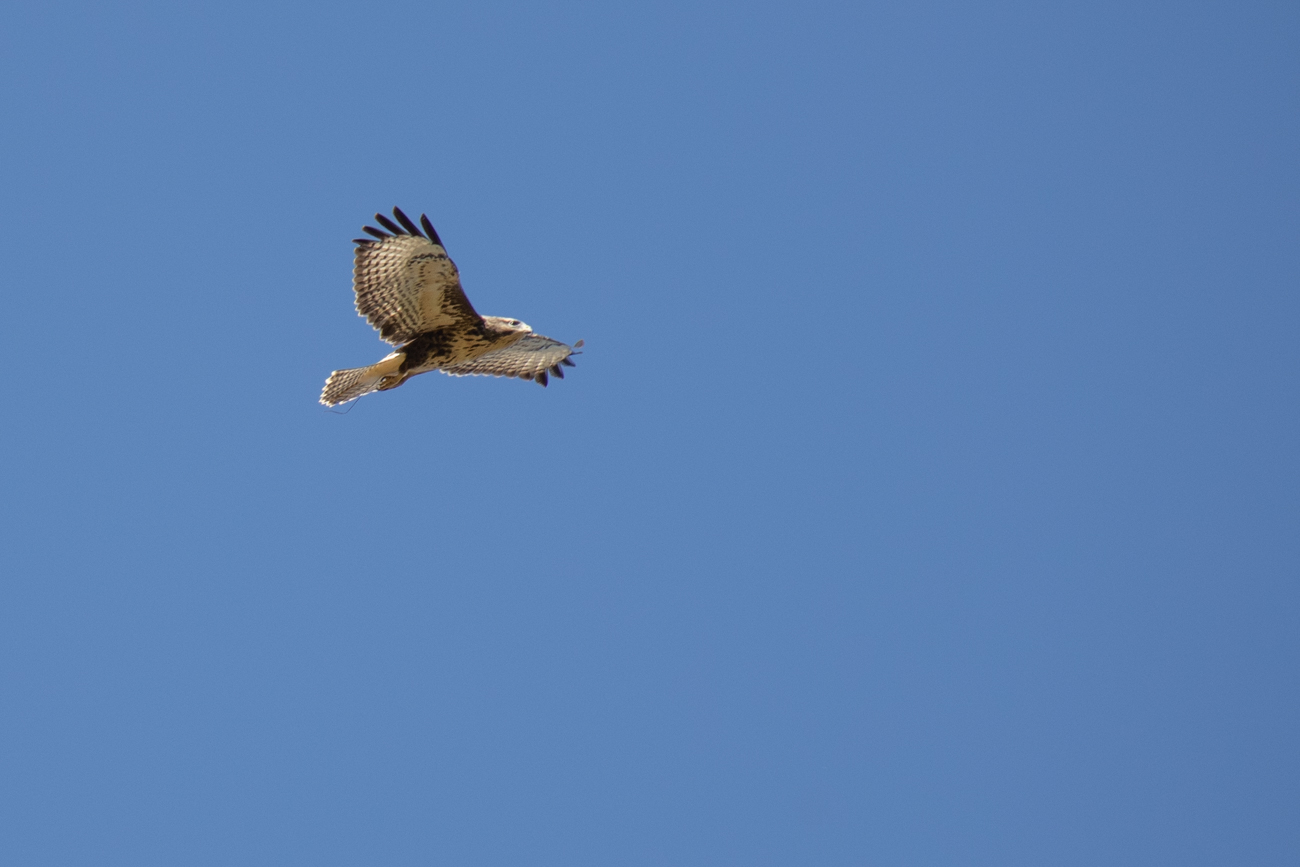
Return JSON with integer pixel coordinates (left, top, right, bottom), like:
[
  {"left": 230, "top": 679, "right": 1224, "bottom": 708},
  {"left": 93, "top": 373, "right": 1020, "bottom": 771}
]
[{"left": 483, "top": 316, "right": 534, "bottom": 341}]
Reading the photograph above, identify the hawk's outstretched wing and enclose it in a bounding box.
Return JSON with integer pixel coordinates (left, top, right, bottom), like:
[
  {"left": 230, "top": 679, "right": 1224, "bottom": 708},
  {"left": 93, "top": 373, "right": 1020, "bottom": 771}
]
[
  {"left": 351, "top": 208, "right": 481, "bottom": 345},
  {"left": 442, "top": 334, "right": 578, "bottom": 386}
]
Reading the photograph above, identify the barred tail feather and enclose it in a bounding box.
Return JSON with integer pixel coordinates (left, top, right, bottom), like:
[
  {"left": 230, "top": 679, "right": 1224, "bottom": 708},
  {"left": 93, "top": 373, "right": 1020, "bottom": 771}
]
[
  {"left": 320, "top": 352, "right": 406, "bottom": 407},
  {"left": 320, "top": 364, "right": 385, "bottom": 406}
]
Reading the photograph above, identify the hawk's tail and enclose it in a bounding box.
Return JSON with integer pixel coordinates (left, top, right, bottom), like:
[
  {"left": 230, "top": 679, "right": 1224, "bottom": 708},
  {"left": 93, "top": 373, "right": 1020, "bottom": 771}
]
[
  {"left": 321, "top": 352, "right": 407, "bottom": 406},
  {"left": 320, "top": 365, "right": 385, "bottom": 406}
]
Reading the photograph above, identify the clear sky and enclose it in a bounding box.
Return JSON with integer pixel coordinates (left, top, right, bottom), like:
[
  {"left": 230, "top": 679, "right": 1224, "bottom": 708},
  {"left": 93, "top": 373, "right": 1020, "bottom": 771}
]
[{"left": 1, "top": 2, "right": 1297, "bottom": 864}]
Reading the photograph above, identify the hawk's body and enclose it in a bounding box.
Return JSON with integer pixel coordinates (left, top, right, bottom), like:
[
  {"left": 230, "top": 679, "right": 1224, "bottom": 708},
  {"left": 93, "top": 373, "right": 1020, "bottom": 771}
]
[{"left": 320, "top": 208, "right": 578, "bottom": 406}]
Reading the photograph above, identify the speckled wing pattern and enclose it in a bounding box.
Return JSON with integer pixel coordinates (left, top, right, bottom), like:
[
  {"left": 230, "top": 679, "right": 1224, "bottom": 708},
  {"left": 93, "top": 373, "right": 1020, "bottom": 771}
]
[
  {"left": 442, "top": 334, "right": 577, "bottom": 385},
  {"left": 351, "top": 209, "right": 481, "bottom": 344}
]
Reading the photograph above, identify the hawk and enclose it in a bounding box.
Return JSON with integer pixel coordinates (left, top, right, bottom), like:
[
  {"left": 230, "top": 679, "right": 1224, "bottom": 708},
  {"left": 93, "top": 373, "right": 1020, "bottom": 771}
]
[{"left": 320, "top": 207, "right": 580, "bottom": 406}]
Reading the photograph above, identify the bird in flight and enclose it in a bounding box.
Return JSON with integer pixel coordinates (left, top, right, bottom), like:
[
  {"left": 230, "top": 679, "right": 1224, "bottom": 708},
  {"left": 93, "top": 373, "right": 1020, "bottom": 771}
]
[{"left": 320, "top": 207, "right": 580, "bottom": 406}]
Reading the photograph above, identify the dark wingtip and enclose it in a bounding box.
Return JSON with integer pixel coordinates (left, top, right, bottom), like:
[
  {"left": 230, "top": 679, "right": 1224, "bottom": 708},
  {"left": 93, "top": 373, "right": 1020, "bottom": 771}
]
[
  {"left": 560, "top": 357, "right": 576, "bottom": 367},
  {"left": 352, "top": 238, "right": 375, "bottom": 245},
  {"left": 419, "top": 214, "right": 443, "bottom": 246},
  {"left": 392, "top": 207, "right": 421, "bottom": 237},
  {"left": 362, "top": 225, "right": 390, "bottom": 239},
  {"left": 374, "top": 213, "right": 403, "bottom": 235},
  {"left": 550, "top": 364, "right": 564, "bottom": 378},
  {"left": 536, "top": 372, "right": 549, "bottom": 387}
]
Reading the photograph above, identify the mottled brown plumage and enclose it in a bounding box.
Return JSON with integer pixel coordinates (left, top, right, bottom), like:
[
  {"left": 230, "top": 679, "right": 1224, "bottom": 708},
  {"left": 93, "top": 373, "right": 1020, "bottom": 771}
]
[{"left": 321, "top": 208, "right": 579, "bottom": 406}]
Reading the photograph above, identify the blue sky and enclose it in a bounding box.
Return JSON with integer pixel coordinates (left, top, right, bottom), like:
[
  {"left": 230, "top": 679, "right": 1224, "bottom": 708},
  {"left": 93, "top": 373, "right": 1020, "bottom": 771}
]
[{"left": 1, "top": 2, "right": 1297, "bottom": 864}]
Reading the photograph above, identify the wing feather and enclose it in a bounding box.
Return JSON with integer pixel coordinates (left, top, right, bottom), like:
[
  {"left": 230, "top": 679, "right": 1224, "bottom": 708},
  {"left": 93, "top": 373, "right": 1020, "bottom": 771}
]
[
  {"left": 352, "top": 210, "right": 481, "bottom": 345},
  {"left": 420, "top": 214, "right": 444, "bottom": 246},
  {"left": 373, "top": 212, "right": 403, "bottom": 235},
  {"left": 441, "top": 334, "right": 577, "bottom": 383},
  {"left": 392, "top": 206, "right": 423, "bottom": 236}
]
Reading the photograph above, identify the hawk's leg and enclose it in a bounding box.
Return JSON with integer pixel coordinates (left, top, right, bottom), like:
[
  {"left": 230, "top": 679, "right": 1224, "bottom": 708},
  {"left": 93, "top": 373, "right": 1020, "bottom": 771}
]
[{"left": 369, "top": 351, "right": 408, "bottom": 390}]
